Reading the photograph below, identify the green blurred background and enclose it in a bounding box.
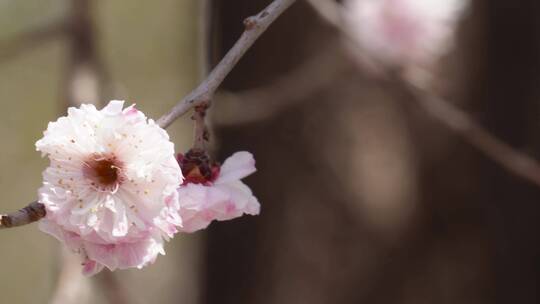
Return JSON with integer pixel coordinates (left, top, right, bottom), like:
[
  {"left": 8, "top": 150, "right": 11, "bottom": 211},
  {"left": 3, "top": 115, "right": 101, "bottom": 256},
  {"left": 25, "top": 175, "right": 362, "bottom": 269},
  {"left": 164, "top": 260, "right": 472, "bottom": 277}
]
[{"left": 0, "top": 0, "right": 201, "bottom": 303}]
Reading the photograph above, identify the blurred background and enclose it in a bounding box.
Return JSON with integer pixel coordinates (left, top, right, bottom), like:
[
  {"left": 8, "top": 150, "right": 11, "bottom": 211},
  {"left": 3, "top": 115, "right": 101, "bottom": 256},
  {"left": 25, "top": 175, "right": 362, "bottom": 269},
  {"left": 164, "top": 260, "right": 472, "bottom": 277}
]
[{"left": 1, "top": 0, "right": 540, "bottom": 303}]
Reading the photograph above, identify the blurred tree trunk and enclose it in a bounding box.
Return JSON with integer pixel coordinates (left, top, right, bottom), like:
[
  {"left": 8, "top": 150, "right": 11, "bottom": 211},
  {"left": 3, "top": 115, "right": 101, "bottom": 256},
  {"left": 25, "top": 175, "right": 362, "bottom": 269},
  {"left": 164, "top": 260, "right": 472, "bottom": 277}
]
[
  {"left": 480, "top": 1, "right": 540, "bottom": 303},
  {"left": 204, "top": 0, "right": 540, "bottom": 303}
]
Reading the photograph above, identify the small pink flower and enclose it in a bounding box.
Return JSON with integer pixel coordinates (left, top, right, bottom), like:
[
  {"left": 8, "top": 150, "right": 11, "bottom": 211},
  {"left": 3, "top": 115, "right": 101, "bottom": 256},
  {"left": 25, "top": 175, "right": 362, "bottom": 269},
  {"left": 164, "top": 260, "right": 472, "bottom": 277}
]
[
  {"left": 345, "top": 0, "right": 468, "bottom": 68},
  {"left": 36, "top": 100, "right": 183, "bottom": 275},
  {"left": 177, "top": 150, "right": 260, "bottom": 233}
]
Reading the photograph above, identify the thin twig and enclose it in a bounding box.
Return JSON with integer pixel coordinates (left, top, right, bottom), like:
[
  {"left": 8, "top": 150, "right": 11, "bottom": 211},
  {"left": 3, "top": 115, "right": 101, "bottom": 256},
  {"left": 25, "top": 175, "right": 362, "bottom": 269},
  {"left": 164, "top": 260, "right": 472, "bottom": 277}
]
[
  {"left": 212, "top": 44, "right": 350, "bottom": 126},
  {"left": 192, "top": 103, "right": 210, "bottom": 150},
  {"left": 157, "top": 0, "right": 298, "bottom": 129},
  {"left": 307, "top": 0, "right": 540, "bottom": 188},
  {"left": 0, "top": 201, "right": 45, "bottom": 229},
  {"left": 395, "top": 78, "right": 540, "bottom": 188}
]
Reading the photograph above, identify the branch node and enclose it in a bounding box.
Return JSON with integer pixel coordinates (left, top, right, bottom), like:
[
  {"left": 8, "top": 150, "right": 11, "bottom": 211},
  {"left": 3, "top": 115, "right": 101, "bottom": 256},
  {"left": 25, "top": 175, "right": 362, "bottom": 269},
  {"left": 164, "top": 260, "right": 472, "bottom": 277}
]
[
  {"left": 243, "top": 17, "right": 259, "bottom": 30},
  {"left": 194, "top": 103, "right": 209, "bottom": 116}
]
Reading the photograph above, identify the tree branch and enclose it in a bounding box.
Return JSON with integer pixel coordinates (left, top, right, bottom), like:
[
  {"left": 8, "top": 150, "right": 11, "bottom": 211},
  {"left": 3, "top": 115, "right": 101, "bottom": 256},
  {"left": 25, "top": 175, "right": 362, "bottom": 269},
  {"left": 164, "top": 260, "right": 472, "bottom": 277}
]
[
  {"left": 156, "top": 0, "right": 298, "bottom": 129},
  {"left": 393, "top": 77, "right": 540, "bottom": 188},
  {"left": 192, "top": 103, "right": 210, "bottom": 150},
  {"left": 0, "top": 201, "right": 45, "bottom": 229},
  {"left": 212, "top": 43, "right": 350, "bottom": 126},
  {"left": 307, "top": 0, "right": 540, "bottom": 188}
]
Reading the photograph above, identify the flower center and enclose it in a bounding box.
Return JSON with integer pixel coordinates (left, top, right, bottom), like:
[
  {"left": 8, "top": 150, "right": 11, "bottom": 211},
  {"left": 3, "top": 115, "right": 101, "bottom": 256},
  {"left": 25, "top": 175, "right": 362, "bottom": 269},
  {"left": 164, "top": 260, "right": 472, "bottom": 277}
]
[
  {"left": 93, "top": 159, "right": 119, "bottom": 185},
  {"left": 83, "top": 155, "right": 123, "bottom": 190}
]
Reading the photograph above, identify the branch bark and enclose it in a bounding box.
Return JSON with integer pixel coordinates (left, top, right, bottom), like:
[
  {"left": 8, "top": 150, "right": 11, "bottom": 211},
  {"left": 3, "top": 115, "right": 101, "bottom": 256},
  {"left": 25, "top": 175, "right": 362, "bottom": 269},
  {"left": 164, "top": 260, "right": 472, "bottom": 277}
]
[
  {"left": 192, "top": 103, "right": 210, "bottom": 150},
  {"left": 0, "top": 201, "right": 45, "bottom": 229},
  {"left": 157, "top": 0, "right": 298, "bottom": 129}
]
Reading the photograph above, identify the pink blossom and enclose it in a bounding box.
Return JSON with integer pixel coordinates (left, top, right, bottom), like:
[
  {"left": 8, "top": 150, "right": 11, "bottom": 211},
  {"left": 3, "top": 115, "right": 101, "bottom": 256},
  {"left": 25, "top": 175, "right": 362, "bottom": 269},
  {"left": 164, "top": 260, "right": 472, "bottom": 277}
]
[
  {"left": 345, "top": 0, "right": 468, "bottom": 68},
  {"left": 36, "top": 100, "right": 183, "bottom": 275},
  {"left": 177, "top": 151, "right": 260, "bottom": 233}
]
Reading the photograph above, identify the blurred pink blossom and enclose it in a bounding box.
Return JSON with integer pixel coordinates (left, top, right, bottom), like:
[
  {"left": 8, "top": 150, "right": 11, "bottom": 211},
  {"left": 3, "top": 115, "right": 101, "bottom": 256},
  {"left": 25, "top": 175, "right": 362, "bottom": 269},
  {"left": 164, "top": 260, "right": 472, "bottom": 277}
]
[
  {"left": 345, "top": 0, "right": 468, "bottom": 68},
  {"left": 177, "top": 150, "right": 260, "bottom": 233},
  {"left": 37, "top": 100, "right": 183, "bottom": 275}
]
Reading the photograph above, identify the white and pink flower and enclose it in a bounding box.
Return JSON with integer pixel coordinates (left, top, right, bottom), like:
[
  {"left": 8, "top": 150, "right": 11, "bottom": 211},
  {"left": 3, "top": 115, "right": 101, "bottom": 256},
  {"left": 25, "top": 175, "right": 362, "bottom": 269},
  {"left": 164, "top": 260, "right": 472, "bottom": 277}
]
[
  {"left": 176, "top": 150, "right": 260, "bottom": 233},
  {"left": 36, "top": 100, "right": 183, "bottom": 275},
  {"left": 345, "top": 0, "right": 468, "bottom": 68}
]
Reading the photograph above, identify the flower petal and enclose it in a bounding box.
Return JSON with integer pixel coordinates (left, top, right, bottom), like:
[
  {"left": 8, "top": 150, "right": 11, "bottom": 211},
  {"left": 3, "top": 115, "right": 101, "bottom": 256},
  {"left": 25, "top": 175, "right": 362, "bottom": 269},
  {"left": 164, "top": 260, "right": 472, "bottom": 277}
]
[
  {"left": 215, "top": 151, "right": 256, "bottom": 184},
  {"left": 101, "top": 100, "right": 125, "bottom": 116},
  {"left": 82, "top": 259, "right": 104, "bottom": 276},
  {"left": 177, "top": 178, "right": 260, "bottom": 233}
]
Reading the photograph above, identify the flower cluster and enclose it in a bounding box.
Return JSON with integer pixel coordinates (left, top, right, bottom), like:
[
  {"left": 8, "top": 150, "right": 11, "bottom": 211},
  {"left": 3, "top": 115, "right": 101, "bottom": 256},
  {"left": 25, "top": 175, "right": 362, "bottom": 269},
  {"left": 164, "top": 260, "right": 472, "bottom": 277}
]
[
  {"left": 345, "top": 0, "right": 468, "bottom": 69},
  {"left": 37, "top": 101, "right": 259, "bottom": 275}
]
